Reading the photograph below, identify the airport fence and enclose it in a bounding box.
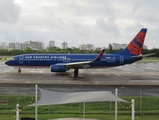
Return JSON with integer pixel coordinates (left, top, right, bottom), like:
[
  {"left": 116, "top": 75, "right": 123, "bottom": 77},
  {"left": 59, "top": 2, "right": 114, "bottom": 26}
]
[{"left": 1, "top": 87, "right": 159, "bottom": 115}]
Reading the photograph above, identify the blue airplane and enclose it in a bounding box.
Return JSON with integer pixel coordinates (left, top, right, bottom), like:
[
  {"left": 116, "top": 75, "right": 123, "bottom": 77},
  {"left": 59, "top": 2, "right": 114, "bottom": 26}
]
[{"left": 5, "top": 28, "right": 154, "bottom": 76}]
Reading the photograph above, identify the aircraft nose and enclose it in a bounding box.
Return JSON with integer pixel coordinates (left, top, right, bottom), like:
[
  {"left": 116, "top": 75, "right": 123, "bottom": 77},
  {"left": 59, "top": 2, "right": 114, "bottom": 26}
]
[{"left": 5, "top": 60, "right": 10, "bottom": 65}]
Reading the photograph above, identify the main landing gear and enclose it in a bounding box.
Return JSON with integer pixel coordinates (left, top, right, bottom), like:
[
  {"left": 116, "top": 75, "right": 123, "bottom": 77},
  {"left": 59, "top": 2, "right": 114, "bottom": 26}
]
[
  {"left": 18, "top": 68, "right": 21, "bottom": 73},
  {"left": 74, "top": 69, "right": 79, "bottom": 77}
]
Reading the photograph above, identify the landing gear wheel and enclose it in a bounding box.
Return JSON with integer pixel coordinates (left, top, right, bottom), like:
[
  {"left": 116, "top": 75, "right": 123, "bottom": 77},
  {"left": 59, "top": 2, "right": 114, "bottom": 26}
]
[
  {"left": 74, "top": 69, "right": 79, "bottom": 77},
  {"left": 18, "top": 68, "right": 21, "bottom": 73}
]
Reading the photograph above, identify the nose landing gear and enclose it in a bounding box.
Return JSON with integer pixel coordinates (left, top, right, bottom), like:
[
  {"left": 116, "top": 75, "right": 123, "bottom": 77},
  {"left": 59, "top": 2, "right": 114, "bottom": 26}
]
[{"left": 18, "top": 68, "right": 21, "bottom": 73}]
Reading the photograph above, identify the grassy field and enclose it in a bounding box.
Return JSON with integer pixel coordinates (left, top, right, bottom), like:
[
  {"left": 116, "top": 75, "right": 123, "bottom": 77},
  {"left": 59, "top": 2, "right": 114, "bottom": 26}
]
[
  {"left": 0, "top": 56, "right": 12, "bottom": 60},
  {"left": 0, "top": 95, "right": 159, "bottom": 120},
  {"left": 2, "top": 113, "right": 159, "bottom": 120},
  {"left": 140, "top": 57, "right": 159, "bottom": 62}
]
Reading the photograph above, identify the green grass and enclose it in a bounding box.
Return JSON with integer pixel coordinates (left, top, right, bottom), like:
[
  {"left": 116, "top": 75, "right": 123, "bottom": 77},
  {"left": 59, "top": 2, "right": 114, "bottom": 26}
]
[
  {"left": 1, "top": 95, "right": 159, "bottom": 114},
  {"left": 1, "top": 95, "right": 159, "bottom": 120},
  {"left": 1, "top": 113, "right": 159, "bottom": 120},
  {"left": 0, "top": 56, "right": 12, "bottom": 60},
  {"left": 141, "top": 57, "right": 159, "bottom": 62}
]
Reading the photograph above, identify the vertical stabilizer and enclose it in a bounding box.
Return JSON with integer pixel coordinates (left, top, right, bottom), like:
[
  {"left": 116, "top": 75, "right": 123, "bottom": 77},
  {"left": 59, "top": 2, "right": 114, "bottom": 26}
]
[{"left": 113, "top": 28, "right": 147, "bottom": 55}]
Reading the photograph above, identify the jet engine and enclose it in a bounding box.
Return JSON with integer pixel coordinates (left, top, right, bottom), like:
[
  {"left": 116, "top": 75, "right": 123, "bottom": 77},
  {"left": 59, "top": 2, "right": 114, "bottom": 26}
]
[{"left": 50, "top": 65, "right": 67, "bottom": 72}]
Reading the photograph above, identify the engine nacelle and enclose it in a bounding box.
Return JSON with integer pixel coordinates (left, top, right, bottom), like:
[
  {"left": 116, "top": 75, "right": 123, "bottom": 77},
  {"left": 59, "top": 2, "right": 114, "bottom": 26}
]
[{"left": 50, "top": 65, "right": 66, "bottom": 72}]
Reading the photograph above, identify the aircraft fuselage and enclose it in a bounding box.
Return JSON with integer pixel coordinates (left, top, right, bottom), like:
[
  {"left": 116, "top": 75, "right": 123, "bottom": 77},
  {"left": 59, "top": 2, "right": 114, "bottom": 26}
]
[{"left": 5, "top": 54, "right": 141, "bottom": 68}]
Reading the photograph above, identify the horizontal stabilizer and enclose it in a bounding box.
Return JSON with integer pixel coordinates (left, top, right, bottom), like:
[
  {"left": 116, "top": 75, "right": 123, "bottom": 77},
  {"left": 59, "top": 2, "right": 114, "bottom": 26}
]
[{"left": 131, "top": 53, "right": 156, "bottom": 58}]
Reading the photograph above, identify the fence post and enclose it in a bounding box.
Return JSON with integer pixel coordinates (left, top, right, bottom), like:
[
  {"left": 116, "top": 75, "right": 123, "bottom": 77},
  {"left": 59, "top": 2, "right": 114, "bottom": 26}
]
[
  {"left": 140, "top": 90, "right": 142, "bottom": 114},
  {"left": 132, "top": 99, "right": 135, "bottom": 120},
  {"left": 115, "top": 88, "right": 118, "bottom": 120},
  {"left": 16, "top": 104, "right": 19, "bottom": 120},
  {"left": 35, "top": 84, "right": 38, "bottom": 120},
  {"left": 83, "top": 102, "right": 85, "bottom": 117}
]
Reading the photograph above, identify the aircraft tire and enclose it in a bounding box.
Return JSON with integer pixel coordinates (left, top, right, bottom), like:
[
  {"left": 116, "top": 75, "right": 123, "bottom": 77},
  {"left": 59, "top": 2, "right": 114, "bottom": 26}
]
[
  {"left": 74, "top": 69, "right": 78, "bottom": 77},
  {"left": 18, "top": 68, "right": 21, "bottom": 73}
]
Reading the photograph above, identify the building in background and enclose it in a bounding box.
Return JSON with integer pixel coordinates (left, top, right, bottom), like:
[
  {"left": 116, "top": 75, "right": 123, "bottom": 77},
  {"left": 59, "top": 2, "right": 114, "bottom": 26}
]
[
  {"left": 0, "top": 41, "right": 44, "bottom": 51},
  {"left": 78, "top": 44, "right": 94, "bottom": 50},
  {"left": 9, "top": 43, "right": 16, "bottom": 50},
  {"left": 23, "top": 40, "right": 44, "bottom": 50},
  {"left": 143, "top": 45, "right": 147, "bottom": 49},
  {"left": 112, "top": 43, "right": 148, "bottom": 50},
  {"left": 49, "top": 41, "right": 55, "bottom": 47},
  {"left": 95, "top": 47, "right": 102, "bottom": 51},
  {"left": 62, "top": 41, "right": 68, "bottom": 49},
  {"left": 0, "top": 41, "right": 148, "bottom": 51},
  {"left": 15, "top": 42, "right": 22, "bottom": 50},
  {"left": 0, "top": 42, "right": 7, "bottom": 49},
  {"left": 112, "top": 43, "right": 127, "bottom": 50}
]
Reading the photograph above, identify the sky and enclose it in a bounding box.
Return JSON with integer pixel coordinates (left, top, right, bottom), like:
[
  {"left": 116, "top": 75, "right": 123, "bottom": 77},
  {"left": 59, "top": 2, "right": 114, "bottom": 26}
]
[{"left": 0, "top": 0, "right": 159, "bottom": 49}]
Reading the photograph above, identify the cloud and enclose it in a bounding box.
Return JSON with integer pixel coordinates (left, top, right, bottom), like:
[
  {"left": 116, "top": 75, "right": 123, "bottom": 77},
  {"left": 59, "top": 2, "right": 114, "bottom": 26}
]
[
  {"left": 0, "top": 0, "right": 21, "bottom": 23},
  {"left": 0, "top": 0, "right": 159, "bottom": 49},
  {"left": 96, "top": 18, "right": 119, "bottom": 36}
]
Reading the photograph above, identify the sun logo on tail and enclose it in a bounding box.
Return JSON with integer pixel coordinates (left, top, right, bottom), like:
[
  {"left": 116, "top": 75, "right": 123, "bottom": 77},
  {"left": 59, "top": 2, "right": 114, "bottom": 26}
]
[{"left": 127, "top": 31, "right": 146, "bottom": 55}]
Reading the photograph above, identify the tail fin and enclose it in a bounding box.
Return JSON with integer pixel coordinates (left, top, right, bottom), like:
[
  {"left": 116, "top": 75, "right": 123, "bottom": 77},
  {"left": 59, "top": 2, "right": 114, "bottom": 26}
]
[
  {"left": 113, "top": 28, "right": 147, "bottom": 55},
  {"left": 93, "top": 49, "right": 105, "bottom": 62}
]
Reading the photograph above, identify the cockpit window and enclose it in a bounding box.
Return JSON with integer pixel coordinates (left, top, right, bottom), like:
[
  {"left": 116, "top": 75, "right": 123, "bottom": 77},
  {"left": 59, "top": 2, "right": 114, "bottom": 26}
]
[{"left": 10, "top": 57, "right": 15, "bottom": 60}]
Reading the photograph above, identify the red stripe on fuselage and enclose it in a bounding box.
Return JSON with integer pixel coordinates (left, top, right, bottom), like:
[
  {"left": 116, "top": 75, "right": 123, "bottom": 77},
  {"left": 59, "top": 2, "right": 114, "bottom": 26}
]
[{"left": 7, "top": 65, "right": 50, "bottom": 68}]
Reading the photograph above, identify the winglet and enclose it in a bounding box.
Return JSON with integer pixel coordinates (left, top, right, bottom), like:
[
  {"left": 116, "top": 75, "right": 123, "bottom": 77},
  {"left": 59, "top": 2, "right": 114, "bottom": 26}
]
[{"left": 93, "top": 49, "right": 105, "bottom": 62}]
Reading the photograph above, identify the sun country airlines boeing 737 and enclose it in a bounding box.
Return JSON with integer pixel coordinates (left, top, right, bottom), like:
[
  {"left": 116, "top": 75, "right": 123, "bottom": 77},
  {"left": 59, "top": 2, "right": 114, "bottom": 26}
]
[{"left": 5, "top": 28, "right": 155, "bottom": 76}]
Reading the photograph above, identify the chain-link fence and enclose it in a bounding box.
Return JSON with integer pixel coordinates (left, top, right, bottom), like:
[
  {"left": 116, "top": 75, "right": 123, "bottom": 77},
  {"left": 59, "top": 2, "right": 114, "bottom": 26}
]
[{"left": 0, "top": 85, "right": 159, "bottom": 115}]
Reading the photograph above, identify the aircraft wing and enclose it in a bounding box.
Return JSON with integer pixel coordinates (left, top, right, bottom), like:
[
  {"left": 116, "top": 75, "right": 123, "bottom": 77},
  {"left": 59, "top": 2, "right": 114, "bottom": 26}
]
[
  {"left": 65, "top": 61, "right": 91, "bottom": 66},
  {"left": 65, "top": 61, "right": 91, "bottom": 69},
  {"left": 64, "top": 49, "right": 105, "bottom": 69},
  {"left": 131, "top": 53, "right": 156, "bottom": 58}
]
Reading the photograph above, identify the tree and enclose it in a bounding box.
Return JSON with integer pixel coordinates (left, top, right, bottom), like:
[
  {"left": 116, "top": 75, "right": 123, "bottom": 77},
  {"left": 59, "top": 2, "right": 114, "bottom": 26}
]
[
  {"left": 107, "top": 43, "right": 113, "bottom": 53},
  {"left": 24, "top": 47, "right": 33, "bottom": 53}
]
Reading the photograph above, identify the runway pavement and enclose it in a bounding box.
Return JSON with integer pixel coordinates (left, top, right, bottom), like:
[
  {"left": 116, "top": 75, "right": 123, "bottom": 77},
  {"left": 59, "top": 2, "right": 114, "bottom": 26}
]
[
  {"left": 0, "top": 61, "right": 159, "bottom": 86},
  {"left": 0, "top": 61, "right": 159, "bottom": 120},
  {"left": 0, "top": 61, "right": 159, "bottom": 95}
]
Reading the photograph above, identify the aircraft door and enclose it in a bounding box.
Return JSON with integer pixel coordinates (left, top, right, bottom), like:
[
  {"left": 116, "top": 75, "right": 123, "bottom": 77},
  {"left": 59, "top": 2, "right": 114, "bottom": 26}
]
[
  {"left": 120, "top": 56, "right": 124, "bottom": 64},
  {"left": 19, "top": 56, "right": 24, "bottom": 64}
]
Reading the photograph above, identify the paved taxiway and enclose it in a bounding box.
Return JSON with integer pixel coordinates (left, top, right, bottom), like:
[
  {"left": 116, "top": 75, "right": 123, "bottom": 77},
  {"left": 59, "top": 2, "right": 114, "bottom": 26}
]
[
  {"left": 1, "top": 61, "right": 159, "bottom": 96},
  {"left": 1, "top": 61, "right": 159, "bottom": 120},
  {"left": 0, "top": 61, "right": 159, "bottom": 86}
]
